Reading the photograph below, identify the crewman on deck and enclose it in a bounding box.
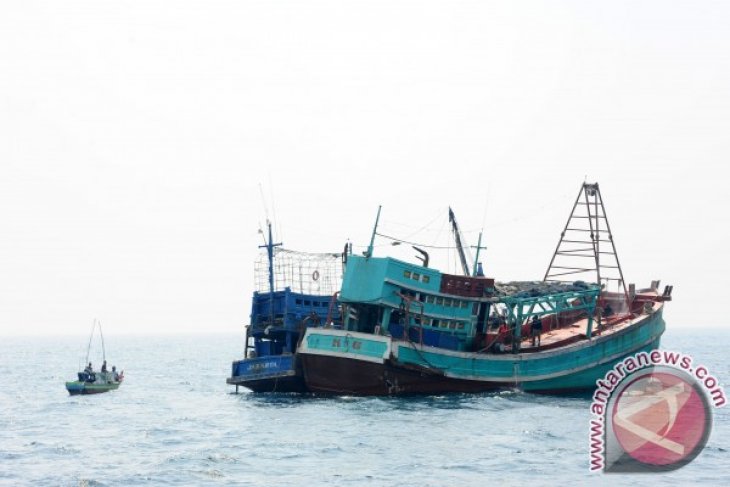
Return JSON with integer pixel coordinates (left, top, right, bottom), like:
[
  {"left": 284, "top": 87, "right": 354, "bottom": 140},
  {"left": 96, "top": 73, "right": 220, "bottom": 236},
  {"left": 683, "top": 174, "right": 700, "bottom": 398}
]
[
  {"left": 531, "top": 316, "right": 543, "bottom": 348},
  {"left": 101, "top": 360, "right": 107, "bottom": 373}
]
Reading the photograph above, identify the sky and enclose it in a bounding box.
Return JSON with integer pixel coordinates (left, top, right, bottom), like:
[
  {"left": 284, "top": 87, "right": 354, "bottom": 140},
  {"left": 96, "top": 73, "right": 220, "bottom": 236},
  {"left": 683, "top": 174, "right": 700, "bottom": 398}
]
[{"left": 1, "top": 1, "right": 729, "bottom": 336}]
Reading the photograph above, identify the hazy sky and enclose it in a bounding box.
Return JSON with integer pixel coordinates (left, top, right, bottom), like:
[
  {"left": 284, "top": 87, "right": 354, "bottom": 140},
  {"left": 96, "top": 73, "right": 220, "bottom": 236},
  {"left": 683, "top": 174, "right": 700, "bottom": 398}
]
[{"left": 1, "top": 1, "right": 728, "bottom": 336}]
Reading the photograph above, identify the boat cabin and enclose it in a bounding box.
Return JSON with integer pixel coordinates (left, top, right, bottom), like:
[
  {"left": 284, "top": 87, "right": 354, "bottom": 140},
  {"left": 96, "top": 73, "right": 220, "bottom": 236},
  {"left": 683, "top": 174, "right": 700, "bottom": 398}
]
[{"left": 339, "top": 254, "right": 604, "bottom": 353}]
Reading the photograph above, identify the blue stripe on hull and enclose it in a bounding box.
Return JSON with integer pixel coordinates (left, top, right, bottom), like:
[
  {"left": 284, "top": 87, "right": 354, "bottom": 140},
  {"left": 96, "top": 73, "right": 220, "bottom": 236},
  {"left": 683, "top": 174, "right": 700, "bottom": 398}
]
[{"left": 520, "top": 336, "right": 662, "bottom": 392}]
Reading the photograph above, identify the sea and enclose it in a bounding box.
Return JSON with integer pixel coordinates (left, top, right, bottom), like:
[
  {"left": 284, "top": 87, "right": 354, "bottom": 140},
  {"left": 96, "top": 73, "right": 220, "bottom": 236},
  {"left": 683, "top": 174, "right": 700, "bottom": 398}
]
[{"left": 0, "top": 328, "right": 728, "bottom": 486}]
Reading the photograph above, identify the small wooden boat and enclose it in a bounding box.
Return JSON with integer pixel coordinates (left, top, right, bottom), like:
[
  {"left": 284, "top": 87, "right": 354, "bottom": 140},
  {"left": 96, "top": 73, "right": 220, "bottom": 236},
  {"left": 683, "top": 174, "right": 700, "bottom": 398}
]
[
  {"left": 66, "top": 372, "right": 122, "bottom": 395},
  {"left": 66, "top": 320, "right": 123, "bottom": 395}
]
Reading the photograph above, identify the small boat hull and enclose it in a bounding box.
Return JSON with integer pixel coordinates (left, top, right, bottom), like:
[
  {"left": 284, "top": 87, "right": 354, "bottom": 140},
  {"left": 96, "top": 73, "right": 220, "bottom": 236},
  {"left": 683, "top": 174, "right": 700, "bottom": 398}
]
[{"left": 65, "top": 381, "right": 121, "bottom": 395}]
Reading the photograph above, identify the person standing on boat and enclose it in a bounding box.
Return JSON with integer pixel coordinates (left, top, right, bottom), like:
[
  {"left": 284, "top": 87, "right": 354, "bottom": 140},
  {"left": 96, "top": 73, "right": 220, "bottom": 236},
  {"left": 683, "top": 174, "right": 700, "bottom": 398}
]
[
  {"left": 112, "top": 366, "right": 119, "bottom": 382},
  {"left": 531, "top": 315, "right": 543, "bottom": 348},
  {"left": 101, "top": 360, "right": 108, "bottom": 373},
  {"left": 83, "top": 362, "right": 96, "bottom": 382}
]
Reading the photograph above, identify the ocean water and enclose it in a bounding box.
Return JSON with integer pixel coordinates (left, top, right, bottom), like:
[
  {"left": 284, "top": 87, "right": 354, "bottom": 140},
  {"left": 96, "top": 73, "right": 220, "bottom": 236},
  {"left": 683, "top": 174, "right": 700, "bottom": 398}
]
[{"left": 0, "top": 329, "right": 728, "bottom": 486}]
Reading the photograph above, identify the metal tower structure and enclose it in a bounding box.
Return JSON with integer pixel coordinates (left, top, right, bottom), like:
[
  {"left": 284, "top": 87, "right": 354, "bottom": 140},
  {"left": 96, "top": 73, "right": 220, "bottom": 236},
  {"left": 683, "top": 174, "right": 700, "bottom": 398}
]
[{"left": 544, "top": 182, "right": 628, "bottom": 300}]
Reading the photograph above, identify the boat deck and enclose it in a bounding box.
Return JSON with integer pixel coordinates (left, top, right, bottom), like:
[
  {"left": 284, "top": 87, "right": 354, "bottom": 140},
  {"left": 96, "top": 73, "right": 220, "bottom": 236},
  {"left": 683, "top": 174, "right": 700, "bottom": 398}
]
[{"left": 517, "top": 298, "right": 661, "bottom": 353}]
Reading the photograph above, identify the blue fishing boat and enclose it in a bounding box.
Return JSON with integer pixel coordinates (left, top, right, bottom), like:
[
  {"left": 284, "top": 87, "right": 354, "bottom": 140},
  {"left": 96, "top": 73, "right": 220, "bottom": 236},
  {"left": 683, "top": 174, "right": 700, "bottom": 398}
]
[
  {"left": 227, "top": 221, "right": 343, "bottom": 392},
  {"left": 299, "top": 183, "right": 673, "bottom": 395}
]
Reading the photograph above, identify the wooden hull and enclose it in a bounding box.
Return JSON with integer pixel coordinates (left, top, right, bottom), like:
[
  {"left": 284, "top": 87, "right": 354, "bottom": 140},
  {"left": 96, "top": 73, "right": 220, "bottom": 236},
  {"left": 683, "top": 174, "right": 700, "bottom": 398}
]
[
  {"left": 65, "top": 381, "right": 121, "bottom": 395},
  {"left": 301, "top": 354, "right": 500, "bottom": 395},
  {"left": 299, "top": 306, "right": 665, "bottom": 396}
]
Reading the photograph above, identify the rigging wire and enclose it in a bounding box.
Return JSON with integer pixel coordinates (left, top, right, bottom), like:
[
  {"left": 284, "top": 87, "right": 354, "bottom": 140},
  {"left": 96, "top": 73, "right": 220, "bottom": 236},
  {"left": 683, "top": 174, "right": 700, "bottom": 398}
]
[
  {"left": 375, "top": 232, "right": 461, "bottom": 250},
  {"left": 85, "top": 319, "right": 96, "bottom": 365},
  {"left": 258, "top": 183, "right": 271, "bottom": 225}
]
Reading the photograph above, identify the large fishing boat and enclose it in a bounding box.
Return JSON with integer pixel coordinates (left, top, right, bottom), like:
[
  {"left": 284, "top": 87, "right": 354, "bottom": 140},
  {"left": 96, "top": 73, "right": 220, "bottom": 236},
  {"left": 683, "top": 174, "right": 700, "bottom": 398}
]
[
  {"left": 299, "top": 183, "right": 672, "bottom": 395},
  {"left": 227, "top": 221, "right": 343, "bottom": 392}
]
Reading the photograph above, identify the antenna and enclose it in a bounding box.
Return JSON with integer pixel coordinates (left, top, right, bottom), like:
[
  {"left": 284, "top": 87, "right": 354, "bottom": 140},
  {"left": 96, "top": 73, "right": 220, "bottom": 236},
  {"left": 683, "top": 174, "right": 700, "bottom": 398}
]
[
  {"left": 258, "top": 183, "right": 270, "bottom": 222},
  {"left": 267, "top": 174, "right": 282, "bottom": 243}
]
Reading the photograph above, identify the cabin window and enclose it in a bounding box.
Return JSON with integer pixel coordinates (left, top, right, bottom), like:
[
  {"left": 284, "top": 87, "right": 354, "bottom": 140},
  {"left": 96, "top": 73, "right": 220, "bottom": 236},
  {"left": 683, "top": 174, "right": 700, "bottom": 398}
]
[
  {"left": 435, "top": 297, "right": 443, "bottom": 305},
  {"left": 425, "top": 295, "right": 434, "bottom": 304},
  {"left": 449, "top": 322, "right": 457, "bottom": 329},
  {"left": 444, "top": 298, "right": 452, "bottom": 307},
  {"left": 432, "top": 319, "right": 440, "bottom": 328},
  {"left": 404, "top": 270, "right": 411, "bottom": 279},
  {"left": 472, "top": 303, "right": 479, "bottom": 314},
  {"left": 412, "top": 272, "right": 420, "bottom": 281},
  {"left": 304, "top": 300, "right": 311, "bottom": 306},
  {"left": 422, "top": 275, "right": 430, "bottom": 283},
  {"left": 461, "top": 301, "right": 469, "bottom": 309},
  {"left": 440, "top": 321, "right": 448, "bottom": 329},
  {"left": 457, "top": 322, "right": 465, "bottom": 330},
  {"left": 296, "top": 299, "right": 302, "bottom": 305}
]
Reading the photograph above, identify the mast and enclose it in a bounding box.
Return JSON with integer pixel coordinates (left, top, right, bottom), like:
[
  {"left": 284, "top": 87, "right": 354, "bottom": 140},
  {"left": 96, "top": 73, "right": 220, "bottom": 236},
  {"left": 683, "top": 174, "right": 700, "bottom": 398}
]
[
  {"left": 99, "top": 321, "right": 106, "bottom": 362},
  {"left": 259, "top": 220, "right": 282, "bottom": 327},
  {"left": 448, "top": 207, "right": 471, "bottom": 276},
  {"left": 85, "top": 320, "right": 95, "bottom": 365},
  {"left": 471, "top": 230, "right": 486, "bottom": 276},
  {"left": 365, "top": 205, "right": 382, "bottom": 259},
  {"left": 84, "top": 319, "right": 106, "bottom": 364}
]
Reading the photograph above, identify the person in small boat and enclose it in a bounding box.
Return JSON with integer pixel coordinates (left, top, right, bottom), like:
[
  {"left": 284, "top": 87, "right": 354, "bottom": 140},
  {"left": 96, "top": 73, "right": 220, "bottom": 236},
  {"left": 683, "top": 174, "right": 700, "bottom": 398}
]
[
  {"left": 112, "top": 366, "right": 119, "bottom": 382},
  {"left": 101, "top": 360, "right": 108, "bottom": 373},
  {"left": 531, "top": 315, "right": 543, "bottom": 347},
  {"left": 83, "top": 362, "right": 96, "bottom": 382}
]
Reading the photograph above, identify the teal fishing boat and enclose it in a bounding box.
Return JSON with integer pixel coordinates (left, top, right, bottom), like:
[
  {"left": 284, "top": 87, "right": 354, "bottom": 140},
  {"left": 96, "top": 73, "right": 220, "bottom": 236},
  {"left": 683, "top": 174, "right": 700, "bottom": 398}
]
[
  {"left": 66, "top": 320, "right": 124, "bottom": 395},
  {"left": 299, "top": 183, "right": 672, "bottom": 395}
]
